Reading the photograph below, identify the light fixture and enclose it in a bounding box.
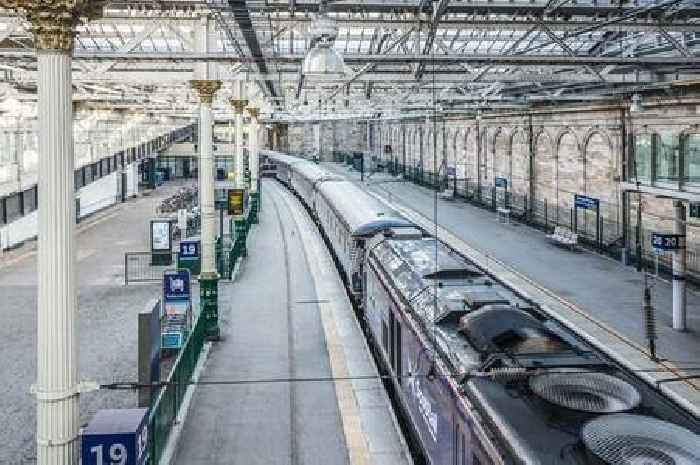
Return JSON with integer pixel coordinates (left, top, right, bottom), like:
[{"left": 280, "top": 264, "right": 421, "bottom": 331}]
[
  {"left": 301, "top": 0, "right": 345, "bottom": 80},
  {"left": 302, "top": 38, "right": 346, "bottom": 79},
  {"left": 630, "top": 93, "right": 643, "bottom": 113}
]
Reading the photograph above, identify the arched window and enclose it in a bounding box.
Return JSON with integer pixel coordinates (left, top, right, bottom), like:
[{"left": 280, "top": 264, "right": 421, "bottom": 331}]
[
  {"left": 632, "top": 134, "right": 652, "bottom": 182},
  {"left": 683, "top": 133, "right": 700, "bottom": 188}
]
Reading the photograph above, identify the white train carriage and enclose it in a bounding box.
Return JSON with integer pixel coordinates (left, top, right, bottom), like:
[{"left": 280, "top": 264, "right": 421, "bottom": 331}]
[
  {"left": 260, "top": 150, "right": 304, "bottom": 185},
  {"left": 315, "top": 180, "right": 414, "bottom": 302},
  {"left": 289, "top": 162, "right": 342, "bottom": 211}
]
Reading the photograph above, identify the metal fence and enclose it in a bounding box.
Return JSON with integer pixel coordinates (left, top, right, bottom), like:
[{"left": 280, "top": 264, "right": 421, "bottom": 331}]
[
  {"left": 148, "top": 307, "right": 207, "bottom": 465},
  {"left": 124, "top": 252, "right": 180, "bottom": 285},
  {"left": 125, "top": 248, "right": 233, "bottom": 284},
  {"left": 396, "top": 170, "right": 700, "bottom": 280}
]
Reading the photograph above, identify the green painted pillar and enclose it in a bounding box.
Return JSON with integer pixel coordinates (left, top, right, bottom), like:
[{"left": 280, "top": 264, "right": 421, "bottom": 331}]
[
  {"left": 250, "top": 192, "right": 259, "bottom": 224},
  {"left": 199, "top": 273, "right": 220, "bottom": 340},
  {"left": 234, "top": 216, "right": 247, "bottom": 258}
]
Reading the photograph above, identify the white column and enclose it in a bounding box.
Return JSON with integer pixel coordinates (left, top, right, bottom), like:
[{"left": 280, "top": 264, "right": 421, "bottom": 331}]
[
  {"left": 199, "top": 100, "right": 216, "bottom": 274},
  {"left": 235, "top": 110, "right": 244, "bottom": 187},
  {"left": 249, "top": 110, "right": 259, "bottom": 193},
  {"left": 191, "top": 80, "right": 221, "bottom": 276},
  {"left": 232, "top": 81, "right": 247, "bottom": 188},
  {"left": 673, "top": 200, "right": 687, "bottom": 330},
  {"left": 36, "top": 50, "right": 79, "bottom": 464}
]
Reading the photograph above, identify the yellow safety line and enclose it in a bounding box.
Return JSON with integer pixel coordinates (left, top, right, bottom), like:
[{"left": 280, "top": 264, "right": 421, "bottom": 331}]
[{"left": 274, "top": 186, "right": 371, "bottom": 465}]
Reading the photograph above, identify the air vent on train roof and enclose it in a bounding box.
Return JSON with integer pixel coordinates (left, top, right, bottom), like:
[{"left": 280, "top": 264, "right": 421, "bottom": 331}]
[
  {"left": 458, "top": 305, "right": 569, "bottom": 354},
  {"left": 529, "top": 370, "right": 641, "bottom": 413},
  {"left": 422, "top": 267, "right": 482, "bottom": 280},
  {"left": 461, "top": 289, "right": 509, "bottom": 310},
  {"left": 582, "top": 414, "right": 700, "bottom": 465}
]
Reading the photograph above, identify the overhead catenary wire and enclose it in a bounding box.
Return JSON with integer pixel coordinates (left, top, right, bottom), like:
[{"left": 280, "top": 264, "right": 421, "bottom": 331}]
[{"left": 99, "top": 366, "right": 700, "bottom": 391}]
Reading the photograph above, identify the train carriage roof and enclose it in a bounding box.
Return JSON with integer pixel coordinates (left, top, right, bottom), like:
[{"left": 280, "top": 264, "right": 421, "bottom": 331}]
[
  {"left": 260, "top": 150, "right": 306, "bottom": 167},
  {"left": 291, "top": 161, "right": 343, "bottom": 184},
  {"left": 316, "top": 180, "right": 413, "bottom": 237}
]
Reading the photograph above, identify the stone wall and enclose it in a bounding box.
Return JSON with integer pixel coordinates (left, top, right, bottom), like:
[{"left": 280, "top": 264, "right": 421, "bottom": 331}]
[
  {"left": 286, "top": 120, "right": 366, "bottom": 161},
  {"left": 371, "top": 99, "right": 700, "bottom": 273}
]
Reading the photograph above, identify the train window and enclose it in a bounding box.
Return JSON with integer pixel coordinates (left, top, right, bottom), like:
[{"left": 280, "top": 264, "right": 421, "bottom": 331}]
[
  {"left": 394, "top": 318, "right": 402, "bottom": 385},
  {"left": 381, "top": 321, "right": 389, "bottom": 354}
]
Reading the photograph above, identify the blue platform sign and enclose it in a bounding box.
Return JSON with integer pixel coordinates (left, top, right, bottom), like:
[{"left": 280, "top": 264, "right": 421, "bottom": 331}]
[
  {"left": 575, "top": 194, "right": 599, "bottom": 210},
  {"left": 651, "top": 232, "right": 686, "bottom": 251},
  {"left": 163, "top": 269, "right": 191, "bottom": 302},
  {"left": 446, "top": 167, "right": 456, "bottom": 177},
  {"left": 179, "top": 240, "right": 200, "bottom": 260},
  {"left": 495, "top": 177, "right": 508, "bottom": 188},
  {"left": 81, "top": 408, "right": 148, "bottom": 465},
  {"left": 161, "top": 331, "right": 184, "bottom": 349},
  {"left": 162, "top": 269, "right": 192, "bottom": 350}
]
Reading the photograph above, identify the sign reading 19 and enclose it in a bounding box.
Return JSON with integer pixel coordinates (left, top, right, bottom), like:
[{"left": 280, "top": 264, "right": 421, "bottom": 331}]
[{"left": 89, "top": 426, "right": 147, "bottom": 465}]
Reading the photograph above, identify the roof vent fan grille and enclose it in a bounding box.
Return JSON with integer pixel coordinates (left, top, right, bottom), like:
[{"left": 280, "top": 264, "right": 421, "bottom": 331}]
[
  {"left": 529, "top": 370, "right": 641, "bottom": 413},
  {"left": 582, "top": 414, "right": 700, "bottom": 465}
]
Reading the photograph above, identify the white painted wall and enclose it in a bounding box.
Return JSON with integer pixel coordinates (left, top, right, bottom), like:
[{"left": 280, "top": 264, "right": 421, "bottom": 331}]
[
  {"left": 0, "top": 161, "right": 140, "bottom": 250},
  {"left": 0, "top": 210, "right": 38, "bottom": 251},
  {"left": 126, "top": 162, "right": 138, "bottom": 197},
  {"left": 79, "top": 171, "right": 119, "bottom": 217}
]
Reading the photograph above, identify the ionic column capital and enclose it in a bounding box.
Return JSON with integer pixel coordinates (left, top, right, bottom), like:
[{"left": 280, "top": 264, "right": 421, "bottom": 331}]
[
  {"left": 190, "top": 80, "right": 222, "bottom": 104},
  {"left": 2, "top": 1, "right": 105, "bottom": 51},
  {"left": 230, "top": 99, "right": 249, "bottom": 114}
]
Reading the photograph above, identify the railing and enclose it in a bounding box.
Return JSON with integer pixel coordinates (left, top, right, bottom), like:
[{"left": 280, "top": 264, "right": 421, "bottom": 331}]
[
  {"left": 396, "top": 167, "right": 700, "bottom": 282},
  {"left": 148, "top": 307, "right": 207, "bottom": 465},
  {"left": 124, "top": 252, "right": 180, "bottom": 285}
]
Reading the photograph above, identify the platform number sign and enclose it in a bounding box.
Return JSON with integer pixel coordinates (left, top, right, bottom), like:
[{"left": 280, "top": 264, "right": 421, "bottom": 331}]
[
  {"left": 179, "top": 240, "right": 199, "bottom": 259},
  {"left": 651, "top": 232, "right": 686, "bottom": 251},
  {"left": 574, "top": 194, "right": 599, "bottom": 210},
  {"left": 82, "top": 408, "right": 149, "bottom": 465}
]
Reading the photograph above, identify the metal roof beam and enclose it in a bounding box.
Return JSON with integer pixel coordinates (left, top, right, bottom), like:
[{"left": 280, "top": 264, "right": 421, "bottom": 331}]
[
  {"left": 3, "top": 51, "right": 697, "bottom": 66},
  {"left": 415, "top": 0, "right": 449, "bottom": 81}
]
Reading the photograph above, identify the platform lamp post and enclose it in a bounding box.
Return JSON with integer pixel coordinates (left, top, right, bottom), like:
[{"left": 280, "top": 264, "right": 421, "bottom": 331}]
[
  {"left": 1, "top": 2, "right": 105, "bottom": 464},
  {"left": 247, "top": 106, "right": 260, "bottom": 222},
  {"left": 190, "top": 79, "right": 222, "bottom": 340}
]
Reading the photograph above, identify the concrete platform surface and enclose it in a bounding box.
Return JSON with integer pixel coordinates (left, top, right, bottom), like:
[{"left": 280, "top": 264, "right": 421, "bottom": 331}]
[
  {"left": 322, "top": 162, "right": 700, "bottom": 416},
  {"left": 171, "top": 180, "right": 411, "bottom": 465},
  {"left": 0, "top": 181, "right": 196, "bottom": 465}
]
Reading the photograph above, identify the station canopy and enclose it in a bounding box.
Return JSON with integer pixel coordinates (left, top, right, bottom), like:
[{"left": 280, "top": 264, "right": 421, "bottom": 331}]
[{"left": 0, "top": 0, "right": 699, "bottom": 122}]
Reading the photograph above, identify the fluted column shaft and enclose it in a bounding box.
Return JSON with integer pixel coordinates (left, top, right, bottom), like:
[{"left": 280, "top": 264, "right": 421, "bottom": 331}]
[
  {"left": 36, "top": 49, "right": 79, "bottom": 465},
  {"left": 249, "top": 112, "right": 259, "bottom": 193},
  {"left": 235, "top": 111, "right": 245, "bottom": 188},
  {"left": 199, "top": 100, "right": 216, "bottom": 275},
  {"left": 190, "top": 80, "right": 221, "bottom": 277}
]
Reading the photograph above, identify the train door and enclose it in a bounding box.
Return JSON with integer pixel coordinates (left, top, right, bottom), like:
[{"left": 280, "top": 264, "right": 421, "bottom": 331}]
[
  {"left": 389, "top": 310, "right": 402, "bottom": 384},
  {"left": 454, "top": 415, "right": 471, "bottom": 465}
]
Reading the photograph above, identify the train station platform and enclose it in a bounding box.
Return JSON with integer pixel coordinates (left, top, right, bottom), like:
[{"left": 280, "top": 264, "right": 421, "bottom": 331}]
[
  {"left": 322, "top": 162, "right": 700, "bottom": 416},
  {"left": 0, "top": 181, "right": 199, "bottom": 465},
  {"left": 170, "top": 180, "right": 411, "bottom": 465}
]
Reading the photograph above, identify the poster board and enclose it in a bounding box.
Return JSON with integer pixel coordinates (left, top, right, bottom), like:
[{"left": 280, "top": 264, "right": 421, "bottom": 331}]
[{"left": 228, "top": 189, "right": 246, "bottom": 216}]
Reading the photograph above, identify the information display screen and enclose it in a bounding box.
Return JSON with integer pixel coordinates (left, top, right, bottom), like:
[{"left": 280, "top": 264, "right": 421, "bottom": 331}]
[
  {"left": 151, "top": 221, "right": 171, "bottom": 251},
  {"left": 228, "top": 189, "right": 245, "bottom": 216}
]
